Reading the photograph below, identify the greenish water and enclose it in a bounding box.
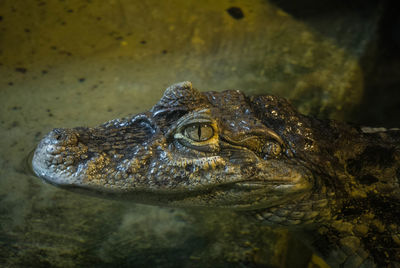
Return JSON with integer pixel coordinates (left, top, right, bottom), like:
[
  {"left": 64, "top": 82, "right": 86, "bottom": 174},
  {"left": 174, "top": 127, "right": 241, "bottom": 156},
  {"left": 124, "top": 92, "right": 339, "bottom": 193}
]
[{"left": 0, "top": 0, "right": 391, "bottom": 267}]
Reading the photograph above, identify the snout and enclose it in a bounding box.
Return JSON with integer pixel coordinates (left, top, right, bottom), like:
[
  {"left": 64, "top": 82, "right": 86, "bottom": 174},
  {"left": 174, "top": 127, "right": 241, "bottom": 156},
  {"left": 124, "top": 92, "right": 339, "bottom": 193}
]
[{"left": 32, "top": 128, "right": 84, "bottom": 184}]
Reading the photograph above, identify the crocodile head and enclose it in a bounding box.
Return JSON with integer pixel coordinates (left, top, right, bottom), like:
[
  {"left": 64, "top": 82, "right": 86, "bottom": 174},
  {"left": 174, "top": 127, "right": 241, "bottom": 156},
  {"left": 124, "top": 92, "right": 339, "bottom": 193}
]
[{"left": 32, "top": 82, "right": 314, "bottom": 210}]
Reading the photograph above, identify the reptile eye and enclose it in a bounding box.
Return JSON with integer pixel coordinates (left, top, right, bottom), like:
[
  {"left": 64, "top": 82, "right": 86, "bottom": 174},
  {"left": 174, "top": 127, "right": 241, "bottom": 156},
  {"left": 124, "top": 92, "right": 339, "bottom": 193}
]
[{"left": 184, "top": 124, "right": 214, "bottom": 142}]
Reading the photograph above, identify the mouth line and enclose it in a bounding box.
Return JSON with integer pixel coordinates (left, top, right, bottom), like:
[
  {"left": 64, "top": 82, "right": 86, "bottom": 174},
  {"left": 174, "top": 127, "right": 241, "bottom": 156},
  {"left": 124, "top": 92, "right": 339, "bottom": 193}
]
[
  {"left": 38, "top": 170, "right": 299, "bottom": 192},
  {"left": 233, "top": 179, "right": 296, "bottom": 190}
]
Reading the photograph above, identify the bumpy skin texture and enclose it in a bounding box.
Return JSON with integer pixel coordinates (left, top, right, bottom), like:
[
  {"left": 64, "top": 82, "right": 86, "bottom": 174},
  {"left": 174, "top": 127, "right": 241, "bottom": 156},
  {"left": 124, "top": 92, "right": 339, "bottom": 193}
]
[{"left": 33, "top": 82, "right": 400, "bottom": 267}]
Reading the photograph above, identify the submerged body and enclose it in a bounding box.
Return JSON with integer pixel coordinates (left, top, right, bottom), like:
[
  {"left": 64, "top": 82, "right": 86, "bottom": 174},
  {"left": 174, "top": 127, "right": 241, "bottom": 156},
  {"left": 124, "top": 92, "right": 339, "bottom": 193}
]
[{"left": 33, "top": 82, "right": 400, "bottom": 267}]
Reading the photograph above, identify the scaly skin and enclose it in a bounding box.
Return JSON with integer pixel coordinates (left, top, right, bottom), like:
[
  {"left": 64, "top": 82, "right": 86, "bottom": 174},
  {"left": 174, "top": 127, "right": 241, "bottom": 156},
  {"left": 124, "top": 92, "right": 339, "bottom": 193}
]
[{"left": 32, "top": 82, "right": 400, "bottom": 267}]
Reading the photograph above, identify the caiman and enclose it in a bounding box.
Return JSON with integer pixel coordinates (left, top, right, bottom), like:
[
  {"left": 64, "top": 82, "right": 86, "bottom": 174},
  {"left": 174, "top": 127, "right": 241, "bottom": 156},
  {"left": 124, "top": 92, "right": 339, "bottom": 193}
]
[{"left": 32, "top": 81, "right": 400, "bottom": 267}]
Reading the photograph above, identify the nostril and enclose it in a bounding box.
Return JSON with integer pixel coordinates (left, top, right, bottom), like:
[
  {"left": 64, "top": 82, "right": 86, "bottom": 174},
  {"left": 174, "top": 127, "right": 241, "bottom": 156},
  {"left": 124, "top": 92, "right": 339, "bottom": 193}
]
[
  {"left": 51, "top": 128, "right": 65, "bottom": 141},
  {"left": 48, "top": 128, "right": 79, "bottom": 146}
]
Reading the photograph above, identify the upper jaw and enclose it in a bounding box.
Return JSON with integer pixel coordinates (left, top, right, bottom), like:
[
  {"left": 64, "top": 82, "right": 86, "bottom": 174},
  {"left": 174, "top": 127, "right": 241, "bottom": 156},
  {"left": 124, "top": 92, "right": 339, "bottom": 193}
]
[{"left": 32, "top": 122, "right": 312, "bottom": 193}]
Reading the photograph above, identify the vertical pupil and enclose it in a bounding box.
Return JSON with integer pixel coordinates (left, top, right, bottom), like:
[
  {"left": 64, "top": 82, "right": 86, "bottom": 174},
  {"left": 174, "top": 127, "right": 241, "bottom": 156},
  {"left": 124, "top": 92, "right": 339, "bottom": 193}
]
[{"left": 197, "top": 125, "right": 202, "bottom": 140}]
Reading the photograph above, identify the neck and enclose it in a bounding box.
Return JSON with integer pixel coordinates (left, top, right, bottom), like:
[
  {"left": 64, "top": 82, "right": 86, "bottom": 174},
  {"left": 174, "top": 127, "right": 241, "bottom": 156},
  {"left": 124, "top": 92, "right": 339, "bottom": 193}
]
[{"left": 255, "top": 118, "right": 400, "bottom": 267}]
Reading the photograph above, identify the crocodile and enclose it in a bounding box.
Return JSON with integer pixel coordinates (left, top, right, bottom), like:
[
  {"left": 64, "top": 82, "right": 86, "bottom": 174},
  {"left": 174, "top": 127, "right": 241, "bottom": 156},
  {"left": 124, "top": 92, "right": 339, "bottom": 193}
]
[{"left": 32, "top": 81, "right": 400, "bottom": 267}]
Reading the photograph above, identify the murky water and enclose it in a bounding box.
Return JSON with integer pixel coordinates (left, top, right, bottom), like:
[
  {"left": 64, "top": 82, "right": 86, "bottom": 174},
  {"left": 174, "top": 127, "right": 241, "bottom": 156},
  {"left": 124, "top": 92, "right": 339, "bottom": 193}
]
[
  {"left": 0, "top": 69, "right": 308, "bottom": 267},
  {"left": 0, "top": 0, "right": 389, "bottom": 267}
]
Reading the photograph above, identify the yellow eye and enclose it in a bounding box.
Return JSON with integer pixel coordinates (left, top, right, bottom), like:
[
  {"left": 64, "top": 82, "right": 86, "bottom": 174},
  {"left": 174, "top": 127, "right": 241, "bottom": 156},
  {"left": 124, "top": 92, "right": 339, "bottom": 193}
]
[{"left": 184, "top": 124, "right": 214, "bottom": 142}]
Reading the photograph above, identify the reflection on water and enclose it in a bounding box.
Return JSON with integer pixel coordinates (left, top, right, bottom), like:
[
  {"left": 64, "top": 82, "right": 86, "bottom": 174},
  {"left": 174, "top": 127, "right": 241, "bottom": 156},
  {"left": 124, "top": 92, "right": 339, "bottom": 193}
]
[{"left": 24, "top": 150, "right": 36, "bottom": 178}]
